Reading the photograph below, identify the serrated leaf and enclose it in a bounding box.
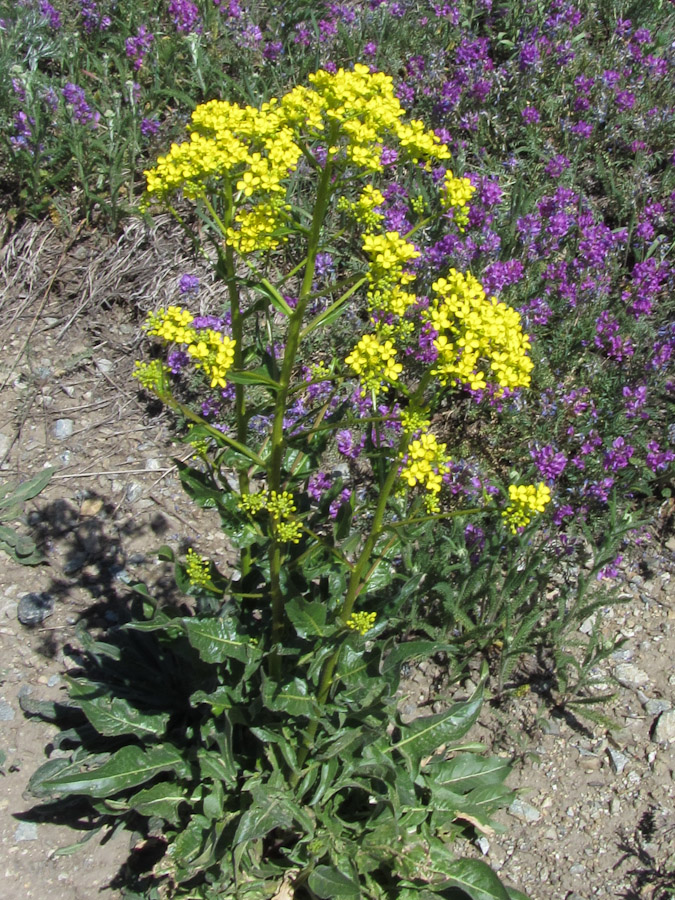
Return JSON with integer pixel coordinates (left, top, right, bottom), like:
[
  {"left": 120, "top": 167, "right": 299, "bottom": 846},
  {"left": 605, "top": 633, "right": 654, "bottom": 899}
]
[
  {"left": 35, "top": 743, "right": 190, "bottom": 798},
  {"left": 392, "top": 692, "right": 483, "bottom": 772},
  {"left": 181, "top": 616, "right": 257, "bottom": 663},
  {"left": 308, "top": 865, "right": 360, "bottom": 899},
  {"left": 285, "top": 597, "right": 328, "bottom": 638},
  {"left": 78, "top": 694, "right": 170, "bottom": 738},
  {"left": 444, "top": 858, "right": 512, "bottom": 900}
]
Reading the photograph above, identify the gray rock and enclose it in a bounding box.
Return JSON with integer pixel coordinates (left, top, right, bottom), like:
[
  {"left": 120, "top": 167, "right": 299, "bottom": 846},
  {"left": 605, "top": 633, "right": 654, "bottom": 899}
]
[
  {"left": 509, "top": 798, "right": 541, "bottom": 823},
  {"left": 614, "top": 662, "right": 649, "bottom": 687},
  {"left": 653, "top": 709, "right": 675, "bottom": 743},
  {"left": 125, "top": 481, "right": 143, "bottom": 502},
  {"left": 0, "top": 432, "right": 11, "bottom": 458},
  {"left": 0, "top": 699, "right": 15, "bottom": 721},
  {"left": 607, "top": 747, "right": 630, "bottom": 774},
  {"left": 14, "top": 821, "right": 38, "bottom": 842},
  {"left": 644, "top": 698, "right": 672, "bottom": 715},
  {"left": 53, "top": 418, "right": 74, "bottom": 440},
  {"left": 17, "top": 592, "right": 54, "bottom": 626},
  {"left": 95, "top": 358, "right": 114, "bottom": 375}
]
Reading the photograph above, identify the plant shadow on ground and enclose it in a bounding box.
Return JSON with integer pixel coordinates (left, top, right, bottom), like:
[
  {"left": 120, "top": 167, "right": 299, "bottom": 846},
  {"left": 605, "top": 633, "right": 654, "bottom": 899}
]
[{"left": 616, "top": 808, "right": 675, "bottom": 900}]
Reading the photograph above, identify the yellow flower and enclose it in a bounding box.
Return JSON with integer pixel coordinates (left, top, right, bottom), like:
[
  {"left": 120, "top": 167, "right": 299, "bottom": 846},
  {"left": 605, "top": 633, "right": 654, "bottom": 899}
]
[
  {"left": 502, "top": 482, "right": 552, "bottom": 533},
  {"left": 185, "top": 548, "right": 211, "bottom": 588},
  {"left": 345, "top": 333, "right": 403, "bottom": 395},
  {"left": 346, "top": 611, "right": 377, "bottom": 635},
  {"left": 399, "top": 432, "right": 451, "bottom": 513}
]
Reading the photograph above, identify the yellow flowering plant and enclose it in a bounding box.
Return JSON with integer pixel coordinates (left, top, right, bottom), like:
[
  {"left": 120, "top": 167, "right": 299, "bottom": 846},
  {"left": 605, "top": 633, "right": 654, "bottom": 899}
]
[{"left": 31, "top": 67, "right": 542, "bottom": 900}]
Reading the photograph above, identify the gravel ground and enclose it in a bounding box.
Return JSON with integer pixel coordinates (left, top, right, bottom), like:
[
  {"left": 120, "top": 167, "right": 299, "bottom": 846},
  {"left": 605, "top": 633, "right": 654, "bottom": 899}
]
[{"left": 0, "top": 218, "right": 673, "bottom": 900}]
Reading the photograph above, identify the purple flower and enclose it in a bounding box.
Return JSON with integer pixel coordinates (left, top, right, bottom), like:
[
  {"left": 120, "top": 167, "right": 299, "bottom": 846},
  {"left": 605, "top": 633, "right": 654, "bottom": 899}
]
[
  {"left": 337, "top": 429, "right": 364, "bottom": 459},
  {"left": 62, "top": 83, "right": 99, "bottom": 127},
  {"left": 570, "top": 120, "right": 592, "bottom": 138},
  {"left": 167, "top": 349, "right": 190, "bottom": 373},
  {"left": 179, "top": 274, "right": 200, "bottom": 295},
  {"left": 531, "top": 444, "right": 568, "bottom": 481},
  {"left": 519, "top": 41, "right": 540, "bottom": 69},
  {"left": 10, "top": 111, "right": 35, "bottom": 153},
  {"left": 125, "top": 25, "right": 154, "bottom": 71},
  {"left": 140, "top": 117, "right": 160, "bottom": 137},
  {"left": 79, "top": 0, "right": 111, "bottom": 33},
  {"left": 646, "top": 441, "right": 674, "bottom": 472},
  {"left": 545, "top": 154, "right": 570, "bottom": 178},
  {"left": 597, "top": 555, "right": 623, "bottom": 580},
  {"left": 168, "top": 0, "right": 200, "bottom": 32},
  {"left": 603, "top": 436, "right": 634, "bottom": 472},
  {"left": 521, "top": 106, "right": 540, "bottom": 124},
  {"left": 615, "top": 90, "right": 635, "bottom": 111},
  {"left": 39, "top": 0, "right": 62, "bottom": 28},
  {"left": 329, "top": 488, "right": 352, "bottom": 520},
  {"left": 622, "top": 385, "right": 648, "bottom": 420},
  {"left": 363, "top": 41, "right": 377, "bottom": 57},
  {"left": 263, "top": 40, "right": 283, "bottom": 61},
  {"left": 308, "top": 471, "right": 332, "bottom": 502}
]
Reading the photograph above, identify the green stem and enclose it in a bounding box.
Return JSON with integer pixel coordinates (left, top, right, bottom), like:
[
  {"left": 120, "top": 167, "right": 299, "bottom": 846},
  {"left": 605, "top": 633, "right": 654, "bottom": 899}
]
[{"left": 266, "top": 133, "right": 338, "bottom": 677}]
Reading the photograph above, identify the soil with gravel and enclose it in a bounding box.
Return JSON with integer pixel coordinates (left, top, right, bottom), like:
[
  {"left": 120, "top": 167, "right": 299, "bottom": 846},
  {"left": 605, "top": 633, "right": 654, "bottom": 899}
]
[{"left": 0, "top": 218, "right": 673, "bottom": 900}]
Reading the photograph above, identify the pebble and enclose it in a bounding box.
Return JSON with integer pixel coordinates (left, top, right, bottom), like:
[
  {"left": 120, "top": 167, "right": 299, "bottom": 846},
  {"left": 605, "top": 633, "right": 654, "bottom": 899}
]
[
  {"left": 0, "top": 699, "right": 15, "bottom": 721},
  {"left": 644, "top": 698, "right": 672, "bottom": 715},
  {"left": 14, "top": 821, "right": 38, "bottom": 842},
  {"left": 508, "top": 798, "right": 541, "bottom": 823},
  {"left": 614, "top": 662, "right": 649, "bottom": 687},
  {"left": 476, "top": 837, "right": 490, "bottom": 856},
  {"left": 17, "top": 592, "right": 54, "bottom": 626},
  {"left": 145, "top": 457, "right": 162, "bottom": 471},
  {"left": 653, "top": 709, "right": 675, "bottom": 743},
  {"left": 0, "top": 432, "right": 11, "bottom": 458},
  {"left": 607, "top": 748, "right": 629, "bottom": 774},
  {"left": 52, "top": 418, "right": 74, "bottom": 440},
  {"left": 95, "top": 358, "right": 114, "bottom": 375},
  {"left": 126, "top": 482, "right": 143, "bottom": 502}
]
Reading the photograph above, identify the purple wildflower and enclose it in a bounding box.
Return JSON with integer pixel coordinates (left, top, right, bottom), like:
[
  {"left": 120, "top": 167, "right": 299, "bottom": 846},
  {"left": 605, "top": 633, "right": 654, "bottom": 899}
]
[
  {"left": 329, "top": 488, "right": 352, "bottom": 520},
  {"left": 307, "top": 472, "right": 332, "bottom": 502},
  {"left": 645, "top": 441, "right": 674, "bottom": 472},
  {"left": 39, "top": 0, "right": 62, "bottom": 28},
  {"left": 168, "top": 0, "right": 200, "bottom": 32},
  {"left": 531, "top": 444, "right": 568, "bottom": 481},
  {"left": 125, "top": 25, "right": 154, "bottom": 71},
  {"left": 337, "top": 429, "right": 364, "bottom": 459},
  {"left": 179, "top": 274, "right": 200, "bottom": 295},
  {"left": 140, "top": 117, "right": 160, "bottom": 137},
  {"left": 62, "top": 83, "right": 99, "bottom": 127},
  {"left": 521, "top": 106, "right": 540, "bottom": 124}
]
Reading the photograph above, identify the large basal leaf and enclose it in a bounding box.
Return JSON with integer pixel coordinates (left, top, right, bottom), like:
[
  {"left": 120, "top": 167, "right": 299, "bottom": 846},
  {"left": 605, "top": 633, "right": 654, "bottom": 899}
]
[
  {"left": 129, "top": 781, "right": 188, "bottom": 825},
  {"left": 77, "top": 693, "right": 171, "bottom": 739},
  {"left": 381, "top": 640, "right": 455, "bottom": 692},
  {"left": 425, "top": 754, "right": 511, "bottom": 794},
  {"left": 35, "top": 743, "right": 190, "bottom": 798},
  {"left": 392, "top": 691, "right": 483, "bottom": 772},
  {"left": 308, "top": 865, "right": 361, "bottom": 899},
  {"left": 285, "top": 596, "right": 329, "bottom": 638},
  {"left": 0, "top": 467, "right": 53, "bottom": 509},
  {"left": 262, "top": 676, "right": 321, "bottom": 718},
  {"left": 443, "top": 858, "right": 513, "bottom": 900},
  {"left": 181, "top": 616, "right": 258, "bottom": 664}
]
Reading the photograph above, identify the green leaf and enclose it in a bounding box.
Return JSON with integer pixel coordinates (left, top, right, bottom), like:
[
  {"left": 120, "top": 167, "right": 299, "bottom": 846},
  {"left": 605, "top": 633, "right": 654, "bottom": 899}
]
[
  {"left": 308, "top": 865, "right": 361, "bottom": 899},
  {"left": 0, "top": 467, "right": 53, "bottom": 508},
  {"left": 35, "top": 744, "right": 190, "bottom": 798},
  {"left": 262, "top": 676, "right": 320, "bottom": 718},
  {"left": 77, "top": 694, "right": 171, "bottom": 739},
  {"left": 381, "top": 641, "right": 453, "bottom": 691},
  {"left": 254, "top": 278, "right": 294, "bottom": 316},
  {"left": 233, "top": 794, "right": 295, "bottom": 845},
  {"left": 425, "top": 754, "right": 511, "bottom": 794},
  {"left": 130, "top": 782, "right": 188, "bottom": 825},
  {"left": 285, "top": 597, "right": 328, "bottom": 638},
  {"left": 506, "top": 887, "right": 531, "bottom": 900},
  {"left": 392, "top": 691, "right": 483, "bottom": 773},
  {"left": 226, "top": 368, "right": 281, "bottom": 391},
  {"left": 176, "top": 460, "right": 225, "bottom": 508},
  {"left": 444, "top": 858, "right": 512, "bottom": 900},
  {"left": 181, "top": 616, "right": 257, "bottom": 664}
]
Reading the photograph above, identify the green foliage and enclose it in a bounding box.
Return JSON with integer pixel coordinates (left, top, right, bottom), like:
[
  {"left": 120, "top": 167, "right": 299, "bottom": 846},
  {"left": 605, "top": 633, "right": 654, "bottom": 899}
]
[{"left": 0, "top": 468, "right": 52, "bottom": 565}]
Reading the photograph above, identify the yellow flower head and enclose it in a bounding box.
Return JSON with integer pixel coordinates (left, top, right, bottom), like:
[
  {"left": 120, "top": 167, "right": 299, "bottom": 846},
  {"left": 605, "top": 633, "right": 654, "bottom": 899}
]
[
  {"left": 399, "top": 432, "right": 451, "bottom": 513},
  {"left": 346, "top": 611, "right": 377, "bottom": 635},
  {"left": 502, "top": 482, "right": 552, "bottom": 533},
  {"left": 345, "top": 333, "right": 403, "bottom": 395}
]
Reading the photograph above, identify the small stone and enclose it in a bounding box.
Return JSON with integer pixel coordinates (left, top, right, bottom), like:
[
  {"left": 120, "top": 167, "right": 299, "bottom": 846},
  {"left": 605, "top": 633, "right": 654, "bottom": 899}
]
[
  {"left": 509, "top": 798, "right": 541, "bottom": 823},
  {"left": 0, "top": 432, "right": 11, "bottom": 458},
  {"left": 125, "top": 482, "right": 143, "bottom": 502},
  {"left": 579, "top": 614, "right": 597, "bottom": 635},
  {"left": 614, "top": 663, "right": 649, "bottom": 687},
  {"left": 653, "top": 710, "right": 675, "bottom": 743},
  {"left": 544, "top": 827, "right": 558, "bottom": 840},
  {"left": 541, "top": 717, "right": 561, "bottom": 735},
  {"left": 475, "top": 836, "right": 490, "bottom": 856},
  {"left": 0, "top": 699, "right": 15, "bottom": 721},
  {"left": 569, "top": 864, "right": 586, "bottom": 876},
  {"left": 144, "top": 457, "right": 162, "bottom": 471},
  {"left": 609, "top": 797, "right": 620, "bottom": 815},
  {"left": 579, "top": 756, "right": 601, "bottom": 773},
  {"left": 80, "top": 497, "right": 103, "bottom": 517},
  {"left": 14, "top": 821, "right": 38, "bottom": 842},
  {"left": 95, "top": 358, "right": 114, "bottom": 375},
  {"left": 47, "top": 674, "right": 61, "bottom": 687},
  {"left": 52, "top": 418, "right": 74, "bottom": 440},
  {"left": 607, "top": 748, "right": 630, "bottom": 774},
  {"left": 644, "top": 698, "right": 672, "bottom": 715},
  {"left": 17, "top": 592, "right": 54, "bottom": 626}
]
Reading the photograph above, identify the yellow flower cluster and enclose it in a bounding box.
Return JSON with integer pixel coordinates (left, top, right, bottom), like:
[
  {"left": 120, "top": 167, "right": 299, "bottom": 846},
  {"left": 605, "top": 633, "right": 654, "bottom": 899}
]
[
  {"left": 362, "top": 230, "right": 420, "bottom": 320},
  {"left": 345, "top": 333, "right": 403, "bottom": 395},
  {"left": 441, "top": 170, "right": 476, "bottom": 231},
  {"left": 338, "top": 184, "right": 385, "bottom": 230},
  {"left": 132, "top": 360, "right": 169, "bottom": 393},
  {"left": 142, "top": 307, "right": 237, "bottom": 390},
  {"left": 238, "top": 490, "right": 302, "bottom": 544},
  {"left": 502, "top": 483, "right": 552, "bottom": 533},
  {"left": 400, "top": 406, "right": 431, "bottom": 435},
  {"left": 346, "top": 611, "right": 377, "bottom": 635},
  {"left": 145, "top": 305, "right": 196, "bottom": 344},
  {"left": 185, "top": 548, "right": 211, "bottom": 588},
  {"left": 425, "top": 270, "right": 533, "bottom": 394},
  {"left": 399, "top": 432, "right": 451, "bottom": 513}
]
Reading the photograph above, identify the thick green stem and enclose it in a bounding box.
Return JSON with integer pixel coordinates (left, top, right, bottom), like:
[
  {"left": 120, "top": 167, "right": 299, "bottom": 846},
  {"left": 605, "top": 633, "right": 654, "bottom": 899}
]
[{"left": 265, "top": 137, "right": 337, "bottom": 676}]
